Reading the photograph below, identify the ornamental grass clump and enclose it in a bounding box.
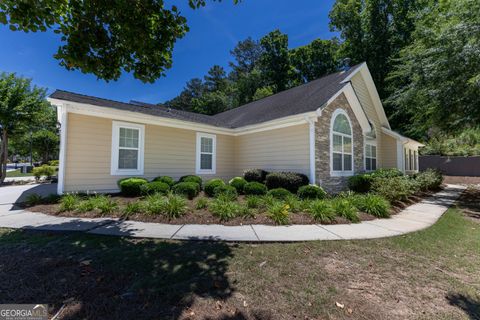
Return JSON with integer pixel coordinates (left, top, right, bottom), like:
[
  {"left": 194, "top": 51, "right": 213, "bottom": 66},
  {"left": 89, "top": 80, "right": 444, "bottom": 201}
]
[
  {"left": 195, "top": 197, "right": 209, "bottom": 210},
  {"left": 266, "top": 201, "right": 290, "bottom": 225},
  {"left": 308, "top": 200, "right": 336, "bottom": 223},
  {"left": 59, "top": 194, "right": 81, "bottom": 212},
  {"left": 331, "top": 198, "right": 360, "bottom": 223},
  {"left": 162, "top": 193, "right": 187, "bottom": 218},
  {"left": 351, "top": 194, "right": 391, "bottom": 218},
  {"left": 123, "top": 201, "right": 143, "bottom": 217},
  {"left": 209, "top": 197, "right": 242, "bottom": 221}
]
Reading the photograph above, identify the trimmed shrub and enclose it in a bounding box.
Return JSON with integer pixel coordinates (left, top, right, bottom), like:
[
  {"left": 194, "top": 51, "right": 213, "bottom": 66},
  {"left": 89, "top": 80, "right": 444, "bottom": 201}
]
[
  {"left": 308, "top": 200, "right": 336, "bottom": 223},
  {"left": 243, "top": 168, "right": 268, "bottom": 183},
  {"left": 214, "top": 185, "right": 238, "bottom": 200},
  {"left": 244, "top": 181, "right": 267, "bottom": 195},
  {"left": 266, "top": 201, "right": 290, "bottom": 225},
  {"left": 172, "top": 182, "right": 199, "bottom": 199},
  {"left": 118, "top": 177, "right": 148, "bottom": 197},
  {"left": 152, "top": 176, "right": 175, "bottom": 187},
  {"left": 415, "top": 169, "right": 443, "bottom": 191},
  {"left": 371, "top": 176, "right": 415, "bottom": 202},
  {"left": 204, "top": 179, "right": 225, "bottom": 197},
  {"left": 331, "top": 198, "right": 360, "bottom": 223},
  {"left": 267, "top": 188, "right": 292, "bottom": 200},
  {"left": 352, "top": 194, "right": 390, "bottom": 218},
  {"left": 140, "top": 181, "right": 170, "bottom": 195},
  {"left": 229, "top": 177, "right": 248, "bottom": 194},
  {"left": 348, "top": 174, "right": 374, "bottom": 193},
  {"left": 265, "top": 172, "right": 309, "bottom": 193},
  {"left": 179, "top": 175, "right": 203, "bottom": 188},
  {"left": 32, "top": 165, "right": 56, "bottom": 181},
  {"left": 297, "top": 185, "right": 327, "bottom": 200}
]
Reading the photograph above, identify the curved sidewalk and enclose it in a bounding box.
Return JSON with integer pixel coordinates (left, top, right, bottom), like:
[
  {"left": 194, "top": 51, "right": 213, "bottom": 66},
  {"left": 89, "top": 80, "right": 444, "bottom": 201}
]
[{"left": 0, "top": 184, "right": 465, "bottom": 242}]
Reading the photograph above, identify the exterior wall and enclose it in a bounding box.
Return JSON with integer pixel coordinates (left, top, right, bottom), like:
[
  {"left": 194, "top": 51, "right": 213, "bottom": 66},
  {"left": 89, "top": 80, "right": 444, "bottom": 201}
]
[
  {"left": 235, "top": 124, "right": 310, "bottom": 176},
  {"left": 64, "top": 113, "right": 235, "bottom": 192},
  {"left": 381, "top": 133, "right": 398, "bottom": 169},
  {"left": 315, "top": 93, "right": 364, "bottom": 193}
]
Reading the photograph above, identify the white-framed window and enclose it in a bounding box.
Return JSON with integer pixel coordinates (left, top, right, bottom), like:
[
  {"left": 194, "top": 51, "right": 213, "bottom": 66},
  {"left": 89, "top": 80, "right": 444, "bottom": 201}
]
[
  {"left": 365, "top": 143, "right": 377, "bottom": 171},
  {"left": 111, "top": 121, "right": 145, "bottom": 176},
  {"left": 196, "top": 132, "right": 216, "bottom": 174},
  {"left": 330, "top": 109, "right": 354, "bottom": 176}
]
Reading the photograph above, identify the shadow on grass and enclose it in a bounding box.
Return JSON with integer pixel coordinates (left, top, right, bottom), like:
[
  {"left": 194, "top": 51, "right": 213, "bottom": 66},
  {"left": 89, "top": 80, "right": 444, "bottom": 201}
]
[
  {"left": 446, "top": 293, "right": 480, "bottom": 320},
  {"left": 0, "top": 228, "right": 237, "bottom": 319}
]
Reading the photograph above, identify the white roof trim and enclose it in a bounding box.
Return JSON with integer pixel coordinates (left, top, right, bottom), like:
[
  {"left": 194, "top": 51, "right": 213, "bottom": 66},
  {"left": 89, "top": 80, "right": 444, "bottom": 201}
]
[{"left": 381, "top": 127, "right": 425, "bottom": 147}]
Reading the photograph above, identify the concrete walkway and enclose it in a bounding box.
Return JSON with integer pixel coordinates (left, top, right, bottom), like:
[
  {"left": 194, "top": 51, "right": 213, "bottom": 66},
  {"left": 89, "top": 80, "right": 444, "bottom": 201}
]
[{"left": 0, "top": 183, "right": 465, "bottom": 242}]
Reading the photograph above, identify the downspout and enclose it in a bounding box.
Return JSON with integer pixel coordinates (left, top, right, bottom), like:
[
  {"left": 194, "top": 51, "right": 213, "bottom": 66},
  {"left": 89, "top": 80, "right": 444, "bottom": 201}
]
[{"left": 304, "top": 116, "right": 317, "bottom": 185}]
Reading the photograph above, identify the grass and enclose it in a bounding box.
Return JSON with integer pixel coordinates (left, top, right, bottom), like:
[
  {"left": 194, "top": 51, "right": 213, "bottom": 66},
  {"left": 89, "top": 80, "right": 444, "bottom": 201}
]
[
  {"left": 6, "top": 169, "right": 33, "bottom": 177},
  {"left": 0, "top": 204, "right": 478, "bottom": 319}
]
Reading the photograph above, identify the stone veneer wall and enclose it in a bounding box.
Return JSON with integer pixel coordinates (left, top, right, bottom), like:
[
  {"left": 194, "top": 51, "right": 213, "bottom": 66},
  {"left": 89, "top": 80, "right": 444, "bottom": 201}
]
[{"left": 315, "top": 93, "right": 364, "bottom": 193}]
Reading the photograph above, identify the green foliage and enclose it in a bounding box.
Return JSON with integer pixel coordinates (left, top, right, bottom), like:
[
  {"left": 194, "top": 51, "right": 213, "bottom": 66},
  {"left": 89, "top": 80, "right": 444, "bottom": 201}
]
[
  {"left": 308, "top": 200, "right": 336, "bottom": 223},
  {"left": 229, "top": 177, "right": 248, "bottom": 194},
  {"left": 259, "top": 30, "right": 291, "bottom": 92},
  {"left": 25, "top": 193, "right": 43, "bottom": 206},
  {"left": 266, "top": 201, "right": 290, "bottom": 225},
  {"left": 31, "top": 129, "right": 59, "bottom": 163},
  {"left": 204, "top": 179, "right": 225, "bottom": 197},
  {"left": 371, "top": 176, "right": 415, "bottom": 202},
  {"left": 195, "top": 197, "right": 209, "bottom": 210},
  {"left": 252, "top": 86, "right": 273, "bottom": 101},
  {"left": 43, "top": 193, "right": 61, "bottom": 204},
  {"left": 140, "top": 181, "right": 170, "bottom": 195},
  {"left": 123, "top": 201, "right": 143, "bottom": 217},
  {"left": 415, "top": 169, "right": 443, "bottom": 191},
  {"left": 246, "top": 195, "right": 262, "bottom": 209},
  {"left": 297, "top": 185, "right": 327, "bottom": 200},
  {"left": 422, "top": 128, "right": 480, "bottom": 156},
  {"left": 32, "top": 165, "right": 55, "bottom": 180},
  {"left": 118, "top": 178, "right": 148, "bottom": 197},
  {"left": 351, "top": 194, "right": 390, "bottom": 218},
  {"left": 161, "top": 193, "right": 188, "bottom": 218},
  {"left": 48, "top": 160, "right": 59, "bottom": 166},
  {"left": 265, "top": 172, "right": 309, "bottom": 193},
  {"left": 75, "top": 195, "right": 118, "bottom": 214},
  {"left": 244, "top": 181, "right": 267, "bottom": 196},
  {"left": 143, "top": 194, "right": 165, "bottom": 215},
  {"left": 331, "top": 198, "right": 360, "bottom": 223},
  {"left": 209, "top": 197, "right": 242, "bottom": 221},
  {"left": 172, "top": 182, "right": 199, "bottom": 200},
  {"left": 152, "top": 176, "right": 175, "bottom": 187},
  {"left": 179, "top": 175, "right": 203, "bottom": 188},
  {"left": 213, "top": 185, "right": 238, "bottom": 200},
  {"left": 267, "top": 188, "right": 292, "bottom": 200},
  {"left": 243, "top": 168, "right": 268, "bottom": 183},
  {"left": 284, "top": 194, "right": 302, "bottom": 213},
  {"left": 59, "top": 194, "right": 81, "bottom": 212},
  {"left": 348, "top": 174, "right": 374, "bottom": 193}
]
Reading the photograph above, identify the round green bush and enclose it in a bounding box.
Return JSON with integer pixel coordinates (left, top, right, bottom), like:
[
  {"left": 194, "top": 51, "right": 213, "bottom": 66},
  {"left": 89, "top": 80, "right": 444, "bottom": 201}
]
[
  {"left": 118, "top": 177, "right": 148, "bottom": 197},
  {"left": 243, "top": 169, "right": 268, "bottom": 183},
  {"left": 267, "top": 188, "right": 292, "bottom": 200},
  {"left": 244, "top": 181, "right": 267, "bottom": 195},
  {"left": 172, "top": 182, "right": 199, "bottom": 199},
  {"left": 265, "top": 172, "right": 309, "bottom": 193},
  {"left": 152, "top": 176, "right": 175, "bottom": 187},
  {"left": 214, "top": 185, "right": 238, "bottom": 200},
  {"left": 204, "top": 179, "right": 225, "bottom": 197},
  {"left": 348, "top": 174, "right": 373, "bottom": 193},
  {"left": 140, "top": 181, "right": 170, "bottom": 195},
  {"left": 179, "top": 175, "right": 203, "bottom": 188},
  {"left": 229, "top": 177, "right": 247, "bottom": 194},
  {"left": 297, "top": 185, "right": 327, "bottom": 199}
]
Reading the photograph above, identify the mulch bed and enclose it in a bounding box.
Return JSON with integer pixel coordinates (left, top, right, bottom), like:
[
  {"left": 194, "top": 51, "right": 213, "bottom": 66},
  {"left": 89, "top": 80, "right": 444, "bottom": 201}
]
[{"left": 25, "top": 189, "right": 439, "bottom": 226}]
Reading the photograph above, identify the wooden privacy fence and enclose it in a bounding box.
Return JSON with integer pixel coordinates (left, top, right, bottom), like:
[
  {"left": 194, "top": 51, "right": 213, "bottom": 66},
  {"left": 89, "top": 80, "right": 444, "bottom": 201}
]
[{"left": 419, "top": 155, "right": 480, "bottom": 176}]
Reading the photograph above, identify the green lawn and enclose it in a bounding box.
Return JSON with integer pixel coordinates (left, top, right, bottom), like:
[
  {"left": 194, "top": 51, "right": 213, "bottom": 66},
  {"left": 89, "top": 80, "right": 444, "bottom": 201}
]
[
  {"left": 0, "top": 204, "right": 478, "bottom": 319},
  {"left": 6, "top": 169, "right": 33, "bottom": 177}
]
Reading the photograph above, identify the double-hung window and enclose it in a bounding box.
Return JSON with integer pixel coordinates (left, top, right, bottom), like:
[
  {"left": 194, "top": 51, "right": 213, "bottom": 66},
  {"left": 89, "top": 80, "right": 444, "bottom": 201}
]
[
  {"left": 111, "top": 121, "right": 144, "bottom": 175},
  {"left": 331, "top": 109, "right": 354, "bottom": 176},
  {"left": 365, "top": 143, "right": 377, "bottom": 171},
  {"left": 196, "top": 132, "right": 216, "bottom": 174}
]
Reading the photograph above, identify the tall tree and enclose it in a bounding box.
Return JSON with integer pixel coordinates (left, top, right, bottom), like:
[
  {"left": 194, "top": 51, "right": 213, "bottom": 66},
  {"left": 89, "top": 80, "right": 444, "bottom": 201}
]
[
  {"left": 229, "top": 37, "right": 264, "bottom": 78},
  {"left": 204, "top": 65, "right": 228, "bottom": 92},
  {"left": 258, "top": 30, "right": 292, "bottom": 93},
  {"left": 164, "top": 78, "right": 206, "bottom": 111},
  {"left": 0, "top": 73, "right": 49, "bottom": 183},
  {"left": 0, "top": 0, "right": 238, "bottom": 83}
]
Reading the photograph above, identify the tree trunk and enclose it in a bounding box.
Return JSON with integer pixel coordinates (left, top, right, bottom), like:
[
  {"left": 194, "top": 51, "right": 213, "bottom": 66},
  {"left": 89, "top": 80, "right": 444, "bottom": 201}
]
[{"left": 0, "top": 131, "right": 8, "bottom": 184}]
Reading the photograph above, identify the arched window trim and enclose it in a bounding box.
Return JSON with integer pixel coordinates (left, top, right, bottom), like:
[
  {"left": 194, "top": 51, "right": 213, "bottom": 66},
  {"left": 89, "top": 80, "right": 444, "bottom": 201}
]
[{"left": 330, "top": 108, "right": 354, "bottom": 177}]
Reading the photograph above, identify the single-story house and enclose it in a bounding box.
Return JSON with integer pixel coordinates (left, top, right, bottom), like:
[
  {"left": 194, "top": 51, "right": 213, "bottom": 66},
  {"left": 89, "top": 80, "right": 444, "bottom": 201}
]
[{"left": 48, "top": 62, "right": 423, "bottom": 195}]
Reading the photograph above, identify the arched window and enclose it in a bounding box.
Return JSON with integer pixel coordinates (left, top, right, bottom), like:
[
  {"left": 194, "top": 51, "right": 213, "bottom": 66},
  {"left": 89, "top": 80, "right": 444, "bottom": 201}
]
[{"left": 331, "top": 109, "right": 353, "bottom": 175}]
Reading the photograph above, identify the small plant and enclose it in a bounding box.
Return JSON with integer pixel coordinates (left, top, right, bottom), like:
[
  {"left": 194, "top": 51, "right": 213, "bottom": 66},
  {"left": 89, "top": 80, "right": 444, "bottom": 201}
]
[
  {"left": 152, "top": 176, "right": 175, "bottom": 187},
  {"left": 243, "top": 168, "right": 268, "bottom": 183},
  {"left": 414, "top": 169, "right": 443, "bottom": 191},
  {"left": 172, "top": 182, "right": 200, "bottom": 199},
  {"left": 213, "top": 184, "right": 238, "bottom": 200},
  {"left": 76, "top": 198, "right": 96, "bottom": 213},
  {"left": 229, "top": 177, "right": 247, "bottom": 194},
  {"left": 123, "top": 201, "right": 143, "bottom": 217},
  {"left": 297, "top": 185, "right": 327, "bottom": 199},
  {"left": 43, "top": 193, "right": 61, "bottom": 204},
  {"left": 140, "top": 181, "right": 170, "bottom": 195},
  {"left": 209, "top": 198, "right": 241, "bottom": 221},
  {"left": 195, "top": 197, "right": 209, "bottom": 209},
  {"left": 267, "top": 188, "right": 292, "bottom": 200},
  {"left": 238, "top": 204, "right": 254, "bottom": 218},
  {"left": 371, "top": 176, "right": 415, "bottom": 202},
  {"left": 260, "top": 194, "right": 276, "bottom": 207},
  {"left": 25, "top": 193, "right": 43, "bottom": 206},
  {"left": 352, "top": 194, "right": 390, "bottom": 218},
  {"left": 48, "top": 160, "right": 59, "bottom": 166},
  {"left": 204, "top": 179, "right": 225, "bottom": 197},
  {"left": 244, "top": 181, "right": 267, "bottom": 195},
  {"left": 284, "top": 194, "right": 302, "bottom": 212},
  {"left": 93, "top": 195, "right": 118, "bottom": 214},
  {"left": 162, "top": 193, "right": 188, "bottom": 218},
  {"left": 32, "top": 165, "right": 56, "bottom": 181},
  {"left": 143, "top": 194, "right": 165, "bottom": 215},
  {"left": 266, "top": 201, "right": 290, "bottom": 225},
  {"left": 179, "top": 175, "right": 203, "bottom": 188},
  {"left": 308, "top": 200, "right": 336, "bottom": 223},
  {"left": 118, "top": 177, "right": 148, "bottom": 197},
  {"left": 246, "top": 196, "right": 262, "bottom": 209},
  {"left": 331, "top": 198, "right": 360, "bottom": 223},
  {"left": 59, "top": 194, "right": 81, "bottom": 212}
]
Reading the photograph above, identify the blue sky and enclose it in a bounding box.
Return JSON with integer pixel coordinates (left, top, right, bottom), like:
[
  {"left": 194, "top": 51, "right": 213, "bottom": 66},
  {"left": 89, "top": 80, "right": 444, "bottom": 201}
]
[{"left": 0, "top": 0, "right": 337, "bottom": 104}]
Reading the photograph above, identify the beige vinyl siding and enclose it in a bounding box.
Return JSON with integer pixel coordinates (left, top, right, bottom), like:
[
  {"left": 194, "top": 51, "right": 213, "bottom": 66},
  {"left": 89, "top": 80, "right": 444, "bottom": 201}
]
[
  {"left": 235, "top": 124, "right": 310, "bottom": 176},
  {"left": 64, "top": 113, "right": 235, "bottom": 192},
  {"left": 381, "top": 133, "right": 398, "bottom": 168}
]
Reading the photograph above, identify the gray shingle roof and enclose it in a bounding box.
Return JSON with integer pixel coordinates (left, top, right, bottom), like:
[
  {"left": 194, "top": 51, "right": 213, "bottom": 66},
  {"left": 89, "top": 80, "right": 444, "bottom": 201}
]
[{"left": 49, "top": 64, "right": 362, "bottom": 129}]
